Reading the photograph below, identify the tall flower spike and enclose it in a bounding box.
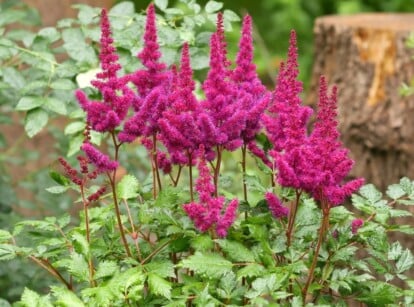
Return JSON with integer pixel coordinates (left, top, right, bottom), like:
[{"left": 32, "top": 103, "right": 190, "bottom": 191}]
[
  {"left": 81, "top": 142, "right": 118, "bottom": 173},
  {"left": 232, "top": 15, "right": 270, "bottom": 144},
  {"left": 263, "top": 30, "right": 313, "bottom": 152},
  {"left": 75, "top": 8, "right": 132, "bottom": 133},
  {"left": 183, "top": 146, "right": 239, "bottom": 237}
]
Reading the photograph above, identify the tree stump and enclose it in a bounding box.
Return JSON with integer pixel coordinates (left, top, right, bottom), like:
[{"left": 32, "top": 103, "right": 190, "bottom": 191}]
[{"left": 307, "top": 13, "right": 414, "bottom": 191}]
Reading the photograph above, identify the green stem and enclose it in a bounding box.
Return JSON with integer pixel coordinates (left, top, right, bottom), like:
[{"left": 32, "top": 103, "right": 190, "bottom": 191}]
[
  {"left": 213, "top": 145, "right": 223, "bottom": 197},
  {"left": 80, "top": 184, "right": 95, "bottom": 287}
]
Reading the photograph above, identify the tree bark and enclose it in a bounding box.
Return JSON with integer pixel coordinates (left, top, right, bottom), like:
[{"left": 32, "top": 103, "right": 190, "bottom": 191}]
[{"left": 307, "top": 13, "right": 414, "bottom": 191}]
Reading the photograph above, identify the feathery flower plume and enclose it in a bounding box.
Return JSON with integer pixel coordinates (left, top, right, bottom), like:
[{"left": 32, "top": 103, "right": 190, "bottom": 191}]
[
  {"left": 183, "top": 147, "right": 239, "bottom": 237},
  {"left": 201, "top": 15, "right": 247, "bottom": 152},
  {"left": 265, "top": 192, "right": 289, "bottom": 219},
  {"left": 76, "top": 9, "right": 133, "bottom": 133},
  {"left": 159, "top": 43, "right": 203, "bottom": 165},
  {"left": 119, "top": 3, "right": 172, "bottom": 143},
  {"left": 81, "top": 142, "right": 118, "bottom": 173}
]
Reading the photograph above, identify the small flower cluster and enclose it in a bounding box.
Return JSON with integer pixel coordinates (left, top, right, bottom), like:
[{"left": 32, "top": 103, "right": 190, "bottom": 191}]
[{"left": 183, "top": 147, "right": 238, "bottom": 238}]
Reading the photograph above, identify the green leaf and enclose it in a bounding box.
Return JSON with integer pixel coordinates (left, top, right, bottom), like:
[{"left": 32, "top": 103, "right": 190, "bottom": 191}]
[
  {"left": 64, "top": 121, "right": 85, "bottom": 135},
  {"left": 51, "top": 286, "right": 85, "bottom": 307},
  {"left": 94, "top": 260, "right": 118, "bottom": 279},
  {"left": 3, "top": 67, "right": 25, "bottom": 89},
  {"left": 396, "top": 249, "right": 414, "bottom": 273},
  {"left": 68, "top": 134, "right": 84, "bottom": 156},
  {"left": 154, "top": 0, "right": 168, "bottom": 11},
  {"left": 0, "top": 244, "right": 16, "bottom": 261},
  {"left": 0, "top": 298, "right": 11, "bottom": 307},
  {"left": 359, "top": 184, "right": 383, "bottom": 203},
  {"left": 388, "top": 242, "right": 403, "bottom": 261},
  {"left": 38, "top": 27, "right": 60, "bottom": 43},
  {"left": 49, "top": 170, "right": 70, "bottom": 186},
  {"left": 191, "top": 234, "right": 214, "bottom": 252},
  {"left": 217, "top": 240, "right": 255, "bottom": 262},
  {"left": 236, "top": 263, "right": 266, "bottom": 280},
  {"left": 117, "top": 174, "right": 140, "bottom": 200},
  {"left": 358, "top": 282, "right": 402, "bottom": 305},
  {"left": 205, "top": 1, "right": 223, "bottom": 13},
  {"left": 15, "top": 96, "right": 45, "bottom": 111},
  {"left": 386, "top": 183, "right": 405, "bottom": 200},
  {"left": 24, "top": 108, "right": 48, "bottom": 138},
  {"left": 148, "top": 273, "right": 172, "bottom": 299},
  {"left": 180, "top": 252, "right": 232, "bottom": 279},
  {"left": 62, "top": 28, "right": 97, "bottom": 64},
  {"left": 45, "top": 185, "right": 69, "bottom": 194},
  {"left": 109, "top": 1, "right": 135, "bottom": 16},
  {"left": 72, "top": 232, "right": 89, "bottom": 256},
  {"left": 20, "top": 288, "right": 53, "bottom": 307},
  {"left": 144, "top": 261, "right": 175, "bottom": 278},
  {"left": 0, "top": 230, "right": 12, "bottom": 243},
  {"left": 50, "top": 79, "right": 75, "bottom": 90},
  {"left": 43, "top": 97, "right": 67, "bottom": 115}
]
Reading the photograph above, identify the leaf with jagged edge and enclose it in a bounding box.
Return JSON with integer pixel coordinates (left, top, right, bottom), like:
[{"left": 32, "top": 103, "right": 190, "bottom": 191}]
[
  {"left": 116, "top": 174, "right": 140, "bottom": 200},
  {"left": 148, "top": 273, "right": 172, "bottom": 299},
  {"left": 179, "top": 252, "right": 232, "bottom": 279}
]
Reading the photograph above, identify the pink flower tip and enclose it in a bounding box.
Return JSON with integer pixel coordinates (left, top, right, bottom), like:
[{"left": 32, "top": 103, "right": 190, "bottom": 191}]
[{"left": 351, "top": 218, "right": 364, "bottom": 234}]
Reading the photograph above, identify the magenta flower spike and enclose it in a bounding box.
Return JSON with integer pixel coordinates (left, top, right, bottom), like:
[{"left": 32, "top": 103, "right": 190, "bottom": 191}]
[
  {"left": 265, "top": 192, "right": 289, "bottom": 219},
  {"left": 119, "top": 3, "right": 172, "bottom": 143},
  {"left": 75, "top": 9, "right": 133, "bottom": 133},
  {"left": 201, "top": 15, "right": 247, "bottom": 152},
  {"left": 351, "top": 218, "right": 364, "bottom": 234},
  {"left": 183, "top": 147, "right": 239, "bottom": 237},
  {"left": 81, "top": 142, "right": 118, "bottom": 173},
  {"left": 307, "top": 76, "right": 365, "bottom": 206},
  {"left": 263, "top": 30, "right": 313, "bottom": 152},
  {"left": 232, "top": 15, "right": 270, "bottom": 146},
  {"left": 158, "top": 43, "right": 204, "bottom": 165}
]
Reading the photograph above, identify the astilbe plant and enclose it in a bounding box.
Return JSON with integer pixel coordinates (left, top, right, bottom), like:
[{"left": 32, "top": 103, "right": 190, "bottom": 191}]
[{"left": 2, "top": 3, "right": 414, "bottom": 307}]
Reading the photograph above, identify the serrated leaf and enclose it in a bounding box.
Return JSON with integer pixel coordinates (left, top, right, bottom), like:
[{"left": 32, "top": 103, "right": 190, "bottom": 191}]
[
  {"left": 15, "top": 96, "right": 45, "bottom": 111},
  {"left": 154, "top": 0, "right": 168, "bottom": 11},
  {"left": 62, "top": 28, "right": 97, "bottom": 64},
  {"left": 205, "top": 1, "right": 223, "bottom": 13},
  {"left": 180, "top": 252, "right": 232, "bottom": 279},
  {"left": 45, "top": 185, "right": 69, "bottom": 194},
  {"left": 359, "top": 184, "right": 383, "bottom": 203},
  {"left": 144, "top": 261, "right": 175, "bottom": 278},
  {"left": 20, "top": 288, "right": 53, "bottom": 307},
  {"left": 72, "top": 232, "right": 89, "bottom": 256},
  {"left": 358, "top": 282, "right": 402, "bottom": 305},
  {"left": 0, "top": 244, "right": 16, "bottom": 261},
  {"left": 43, "top": 97, "right": 67, "bottom": 115},
  {"left": 396, "top": 249, "right": 414, "bottom": 273},
  {"left": 68, "top": 253, "right": 89, "bottom": 282},
  {"left": 24, "top": 108, "right": 48, "bottom": 138},
  {"left": 0, "top": 230, "right": 12, "bottom": 242},
  {"left": 64, "top": 121, "right": 85, "bottom": 135},
  {"left": 109, "top": 1, "right": 135, "bottom": 16},
  {"left": 191, "top": 234, "right": 214, "bottom": 251},
  {"left": 94, "top": 261, "right": 118, "bottom": 280},
  {"left": 217, "top": 240, "right": 255, "bottom": 262},
  {"left": 388, "top": 242, "right": 403, "bottom": 261},
  {"left": 50, "top": 79, "right": 75, "bottom": 90},
  {"left": 236, "top": 263, "right": 265, "bottom": 280},
  {"left": 117, "top": 174, "right": 140, "bottom": 200},
  {"left": 51, "top": 286, "right": 85, "bottom": 307},
  {"left": 148, "top": 273, "right": 172, "bottom": 299},
  {"left": 386, "top": 184, "right": 405, "bottom": 199}
]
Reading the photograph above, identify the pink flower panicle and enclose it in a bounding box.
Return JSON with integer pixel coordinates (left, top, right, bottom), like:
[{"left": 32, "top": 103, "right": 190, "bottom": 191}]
[
  {"left": 119, "top": 4, "right": 172, "bottom": 143},
  {"left": 81, "top": 142, "right": 118, "bottom": 173},
  {"left": 232, "top": 15, "right": 270, "bottom": 144},
  {"left": 351, "top": 218, "right": 364, "bottom": 234},
  {"left": 265, "top": 192, "right": 289, "bottom": 219},
  {"left": 183, "top": 148, "right": 239, "bottom": 237},
  {"left": 76, "top": 9, "right": 132, "bottom": 133},
  {"left": 159, "top": 43, "right": 203, "bottom": 165},
  {"left": 201, "top": 17, "right": 247, "bottom": 151}
]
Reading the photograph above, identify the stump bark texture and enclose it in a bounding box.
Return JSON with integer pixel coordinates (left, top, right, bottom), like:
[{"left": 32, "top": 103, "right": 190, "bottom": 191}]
[{"left": 307, "top": 14, "right": 414, "bottom": 191}]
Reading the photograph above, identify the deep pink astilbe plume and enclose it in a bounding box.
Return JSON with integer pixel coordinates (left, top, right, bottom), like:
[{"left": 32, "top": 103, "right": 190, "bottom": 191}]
[
  {"left": 81, "top": 142, "right": 118, "bottom": 173},
  {"left": 119, "top": 3, "right": 172, "bottom": 143},
  {"left": 232, "top": 15, "right": 270, "bottom": 145},
  {"left": 265, "top": 192, "right": 289, "bottom": 219},
  {"left": 76, "top": 9, "right": 133, "bottom": 133},
  {"left": 263, "top": 30, "right": 313, "bottom": 152},
  {"left": 306, "top": 76, "right": 364, "bottom": 205},
  {"left": 201, "top": 16, "right": 247, "bottom": 152},
  {"left": 183, "top": 148, "right": 239, "bottom": 237},
  {"left": 159, "top": 43, "right": 204, "bottom": 165}
]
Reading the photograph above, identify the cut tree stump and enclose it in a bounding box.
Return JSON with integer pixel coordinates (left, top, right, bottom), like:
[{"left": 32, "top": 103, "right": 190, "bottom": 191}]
[{"left": 307, "top": 13, "right": 414, "bottom": 191}]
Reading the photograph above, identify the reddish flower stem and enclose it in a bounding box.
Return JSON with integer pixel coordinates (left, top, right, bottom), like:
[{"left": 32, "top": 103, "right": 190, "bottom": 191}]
[{"left": 286, "top": 190, "right": 302, "bottom": 247}]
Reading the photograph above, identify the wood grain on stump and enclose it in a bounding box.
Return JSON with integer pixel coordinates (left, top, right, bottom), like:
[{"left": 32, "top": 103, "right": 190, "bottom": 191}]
[{"left": 307, "top": 13, "right": 414, "bottom": 191}]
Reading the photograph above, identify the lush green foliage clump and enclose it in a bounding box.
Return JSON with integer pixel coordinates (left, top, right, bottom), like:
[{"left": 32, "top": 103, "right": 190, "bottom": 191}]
[{"left": 0, "top": 1, "right": 414, "bottom": 306}]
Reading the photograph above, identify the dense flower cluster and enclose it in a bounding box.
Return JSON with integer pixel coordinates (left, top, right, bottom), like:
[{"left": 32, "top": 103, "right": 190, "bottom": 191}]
[
  {"left": 183, "top": 147, "right": 238, "bottom": 237},
  {"left": 72, "top": 4, "right": 363, "bottom": 235},
  {"left": 264, "top": 31, "right": 364, "bottom": 207}
]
